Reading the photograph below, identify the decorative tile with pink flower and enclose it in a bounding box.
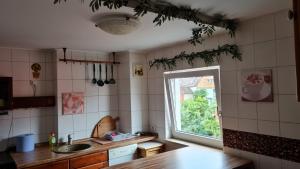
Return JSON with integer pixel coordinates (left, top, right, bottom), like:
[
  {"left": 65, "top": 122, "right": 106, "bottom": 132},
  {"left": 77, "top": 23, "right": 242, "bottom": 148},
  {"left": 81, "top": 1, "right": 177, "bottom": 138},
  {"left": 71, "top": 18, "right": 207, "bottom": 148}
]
[{"left": 62, "top": 92, "right": 84, "bottom": 115}]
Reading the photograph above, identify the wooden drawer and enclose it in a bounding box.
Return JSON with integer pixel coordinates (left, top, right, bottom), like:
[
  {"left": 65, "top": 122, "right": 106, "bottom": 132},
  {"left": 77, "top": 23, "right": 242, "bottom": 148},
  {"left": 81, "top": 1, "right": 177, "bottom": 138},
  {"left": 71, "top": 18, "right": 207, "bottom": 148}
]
[
  {"left": 139, "top": 147, "right": 163, "bottom": 158},
  {"left": 70, "top": 151, "right": 108, "bottom": 169},
  {"left": 25, "top": 160, "right": 68, "bottom": 169},
  {"left": 138, "top": 142, "right": 164, "bottom": 158},
  {"left": 78, "top": 162, "right": 108, "bottom": 169}
]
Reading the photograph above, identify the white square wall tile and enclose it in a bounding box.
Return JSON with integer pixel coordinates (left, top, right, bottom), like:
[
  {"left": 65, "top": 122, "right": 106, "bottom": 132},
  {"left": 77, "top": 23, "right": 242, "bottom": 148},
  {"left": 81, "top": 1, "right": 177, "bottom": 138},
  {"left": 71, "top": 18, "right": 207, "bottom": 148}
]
[
  {"left": 72, "top": 63, "right": 85, "bottom": 80},
  {"left": 13, "top": 81, "right": 31, "bottom": 97},
  {"left": 257, "top": 95, "right": 279, "bottom": 121},
  {"left": 73, "top": 114, "right": 87, "bottom": 132},
  {"left": 13, "top": 118, "right": 30, "bottom": 136},
  {"left": 219, "top": 53, "right": 237, "bottom": 71},
  {"left": 110, "top": 96, "right": 118, "bottom": 111},
  {"left": 254, "top": 41, "right": 276, "bottom": 68},
  {"left": 275, "top": 10, "right": 294, "bottom": 39},
  {"left": 86, "top": 113, "right": 101, "bottom": 129},
  {"left": 34, "top": 81, "right": 47, "bottom": 96},
  {"left": 237, "top": 45, "right": 254, "bottom": 70},
  {"left": 220, "top": 71, "right": 237, "bottom": 94},
  {"left": 30, "top": 117, "right": 46, "bottom": 134},
  {"left": 238, "top": 119, "right": 258, "bottom": 133},
  {"left": 276, "top": 37, "right": 295, "bottom": 66},
  {"left": 45, "top": 63, "right": 55, "bottom": 80},
  {"left": 0, "top": 48, "right": 11, "bottom": 61},
  {"left": 57, "top": 62, "right": 72, "bottom": 80},
  {"left": 258, "top": 120, "right": 280, "bottom": 136},
  {"left": 57, "top": 80, "right": 73, "bottom": 95},
  {"left": 279, "top": 95, "right": 300, "bottom": 123},
  {"left": 236, "top": 20, "right": 254, "bottom": 45},
  {"left": 74, "top": 131, "right": 87, "bottom": 140},
  {"left": 98, "top": 96, "right": 110, "bottom": 112},
  {"left": 119, "top": 95, "right": 131, "bottom": 111},
  {"left": 280, "top": 122, "right": 300, "bottom": 140},
  {"left": 0, "top": 62, "right": 12, "bottom": 77},
  {"left": 71, "top": 51, "right": 85, "bottom": 60},
  {"left": 237, "top": 100, "right": 257, "bottom": 119},
  {"left": 221, "top": 94, "right": 238, "bottom": 118},
  {"left": 254, "top": 14, "right": 275, "bottom": 42},
  {"left": 58, "top": 115, "right": 73, "bottom": 134},
  {"left": 85, "top": 81, "right": 98, "bottom": 96},
  {"left": 12, "top": 62, "right": 29, "bottom": 80},
  {"left": 29, "top": 51, "right": 45, "bottom": 63},
  {"left": 222, "top": 117, "right": 238, "bottom": 130},
  {"left": 259, "top": 155, "right": 281, "bottom": 169},
  {"left": 277, "top": 66, "right": 297, "bottom": 94},
  {"left": 45, "top": 116, "right": 54, "bottom": 134},
  {"left": 72, "top": 80, "right": 85, "bottom": 92},
  {"left": 11, "top": 49, "right": 29, "bottom": 62},
  {"left": 86, "top": 96, "right": 98, "bottom": 113},
  {"left": 45, "top": 81, "right": 55, "bottom": 96},
  {"left": 13, "top": 109, "right": 31, "bottom": 118}
]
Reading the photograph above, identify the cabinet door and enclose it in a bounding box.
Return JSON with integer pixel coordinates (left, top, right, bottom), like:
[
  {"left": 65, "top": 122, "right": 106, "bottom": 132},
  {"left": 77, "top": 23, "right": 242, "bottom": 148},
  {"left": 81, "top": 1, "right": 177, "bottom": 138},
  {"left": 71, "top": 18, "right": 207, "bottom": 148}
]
[
  {"left": 25, "top": 160, "right": 68, "bottom": 169},
  {"left": 70, "top": 151, "right": 108, "bottom": 169},
  {"left": 78, "top": 162, "right": 108, "bottom": 169}
]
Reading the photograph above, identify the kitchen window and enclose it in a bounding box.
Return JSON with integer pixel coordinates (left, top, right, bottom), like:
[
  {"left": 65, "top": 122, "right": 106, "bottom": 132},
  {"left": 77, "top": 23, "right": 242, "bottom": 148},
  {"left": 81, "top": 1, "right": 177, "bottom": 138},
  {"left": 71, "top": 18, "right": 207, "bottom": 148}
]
[{"left": 164, "top": 66, "right": 222, "bottom": 148}]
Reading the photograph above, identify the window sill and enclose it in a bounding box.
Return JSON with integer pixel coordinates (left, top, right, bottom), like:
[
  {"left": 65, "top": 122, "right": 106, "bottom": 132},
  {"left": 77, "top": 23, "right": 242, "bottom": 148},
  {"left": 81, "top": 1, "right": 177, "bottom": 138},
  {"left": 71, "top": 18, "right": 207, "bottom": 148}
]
[{"left": 165, "top": 138, "right": 223, "bottom": 151}]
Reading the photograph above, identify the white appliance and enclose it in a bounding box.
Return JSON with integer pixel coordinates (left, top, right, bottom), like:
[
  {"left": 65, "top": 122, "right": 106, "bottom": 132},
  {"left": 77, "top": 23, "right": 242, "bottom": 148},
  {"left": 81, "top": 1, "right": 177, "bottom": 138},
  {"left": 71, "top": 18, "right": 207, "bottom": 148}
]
[{"left": 108, "top": 144, "right": 138, "bottom": 166}]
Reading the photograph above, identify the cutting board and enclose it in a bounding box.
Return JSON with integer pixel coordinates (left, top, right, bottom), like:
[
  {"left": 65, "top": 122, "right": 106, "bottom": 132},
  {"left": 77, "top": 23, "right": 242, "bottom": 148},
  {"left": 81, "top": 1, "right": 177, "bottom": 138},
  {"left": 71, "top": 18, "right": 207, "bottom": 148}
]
[{"left": 91, "top": 115, "right": 119, "bottom": 138}]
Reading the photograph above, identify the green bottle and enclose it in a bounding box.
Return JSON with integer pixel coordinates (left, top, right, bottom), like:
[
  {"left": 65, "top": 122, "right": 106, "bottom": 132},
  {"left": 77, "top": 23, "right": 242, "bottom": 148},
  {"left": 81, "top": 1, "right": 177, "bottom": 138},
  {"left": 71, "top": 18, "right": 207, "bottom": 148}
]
[{"left": 48, "top": 132, "right": 56, "bottom": 150}]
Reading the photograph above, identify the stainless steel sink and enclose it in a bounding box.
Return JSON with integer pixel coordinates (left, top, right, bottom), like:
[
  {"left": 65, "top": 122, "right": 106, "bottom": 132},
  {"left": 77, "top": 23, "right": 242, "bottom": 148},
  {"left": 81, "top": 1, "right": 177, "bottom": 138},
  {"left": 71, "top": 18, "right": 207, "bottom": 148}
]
[{"left": 53, "top": 144, "right": 91, "bottom": 154}]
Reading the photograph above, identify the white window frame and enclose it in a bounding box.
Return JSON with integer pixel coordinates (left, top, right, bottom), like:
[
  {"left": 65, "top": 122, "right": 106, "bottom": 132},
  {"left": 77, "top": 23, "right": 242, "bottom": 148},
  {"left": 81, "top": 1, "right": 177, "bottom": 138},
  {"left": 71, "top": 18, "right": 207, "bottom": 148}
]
[{"left": 164, "top": 66, "right": 223, "bottom": 148}]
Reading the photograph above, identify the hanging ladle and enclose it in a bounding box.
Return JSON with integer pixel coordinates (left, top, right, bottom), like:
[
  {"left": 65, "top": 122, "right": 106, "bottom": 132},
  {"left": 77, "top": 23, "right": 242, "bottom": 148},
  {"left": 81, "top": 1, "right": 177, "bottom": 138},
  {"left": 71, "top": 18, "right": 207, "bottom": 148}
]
[
  {"left": 97, "top": 64, "right": 104, "bottom": 87},
  {"left": 109, "top": 64, "right": 116, "bottom": 84},
  {"left": 109, "top": 52, "right": 116, "bottom": 84},
  {"left": 104, "top": 64, "right": 110, "bottom": 84},
  {"left": 92, "top": 64, "right": 97, "bottom": 84}
]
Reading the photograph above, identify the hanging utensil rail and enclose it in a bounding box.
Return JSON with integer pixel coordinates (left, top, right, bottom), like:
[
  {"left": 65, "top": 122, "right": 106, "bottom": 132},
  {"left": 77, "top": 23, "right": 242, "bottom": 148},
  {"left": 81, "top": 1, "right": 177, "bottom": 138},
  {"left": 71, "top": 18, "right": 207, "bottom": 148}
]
[
  {"left": 59, "top": 48, "right": 120, "bottom": 64},
  {"left": 59, "top": 58, "right": 120, "bottom": 65}
]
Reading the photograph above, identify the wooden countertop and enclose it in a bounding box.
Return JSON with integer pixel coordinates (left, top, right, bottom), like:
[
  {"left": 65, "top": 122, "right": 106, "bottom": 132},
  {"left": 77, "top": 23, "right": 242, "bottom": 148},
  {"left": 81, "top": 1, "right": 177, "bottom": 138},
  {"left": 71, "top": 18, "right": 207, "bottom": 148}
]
[
  {"left": 11, "top": 136, "right": 253, "bottom": 169},
  {"left": 107, "top": 140, "right": 253, "bottom": 169},
  {"left": 10, "top": 136, "right": 156, "bottom": 169}
]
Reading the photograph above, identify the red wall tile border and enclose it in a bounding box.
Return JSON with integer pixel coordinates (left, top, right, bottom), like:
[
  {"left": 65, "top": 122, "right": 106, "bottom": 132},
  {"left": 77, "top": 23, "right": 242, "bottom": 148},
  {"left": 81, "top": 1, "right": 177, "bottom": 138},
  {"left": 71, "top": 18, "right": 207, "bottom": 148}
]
[{"left": 223, "top": 129, "right": 300, "bottom": 163}]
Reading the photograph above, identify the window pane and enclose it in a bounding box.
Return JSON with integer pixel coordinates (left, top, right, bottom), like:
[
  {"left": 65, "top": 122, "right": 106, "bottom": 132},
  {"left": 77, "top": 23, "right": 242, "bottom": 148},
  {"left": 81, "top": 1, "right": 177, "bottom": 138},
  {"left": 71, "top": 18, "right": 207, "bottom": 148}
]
[{"left": 172, "top": 76, "right": 221, "bottom": 139}]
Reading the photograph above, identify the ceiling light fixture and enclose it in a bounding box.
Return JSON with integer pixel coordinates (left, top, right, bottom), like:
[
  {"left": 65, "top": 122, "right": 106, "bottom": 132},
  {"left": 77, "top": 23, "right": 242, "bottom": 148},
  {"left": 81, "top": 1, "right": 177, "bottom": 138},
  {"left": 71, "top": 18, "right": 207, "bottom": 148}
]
[{"left": 95, "top": 14, "right": 141, "bottom": 35}]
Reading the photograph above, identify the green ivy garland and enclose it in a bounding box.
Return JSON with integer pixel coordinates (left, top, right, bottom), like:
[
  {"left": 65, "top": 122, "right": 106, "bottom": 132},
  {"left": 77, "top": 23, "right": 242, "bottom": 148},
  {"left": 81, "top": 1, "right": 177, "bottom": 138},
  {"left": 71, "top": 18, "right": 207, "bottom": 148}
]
[
  {"left": 54, "top": 0, "right": 238, "bottom": 46},
  {"left": 149, "top": 44, "right": 242, "bottom": 70}
]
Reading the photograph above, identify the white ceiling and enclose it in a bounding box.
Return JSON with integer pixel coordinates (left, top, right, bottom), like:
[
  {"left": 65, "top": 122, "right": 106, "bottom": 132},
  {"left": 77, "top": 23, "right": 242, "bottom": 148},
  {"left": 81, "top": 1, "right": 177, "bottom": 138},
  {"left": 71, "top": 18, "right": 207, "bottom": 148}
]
[{"left": 0, "top": 0, "right": 290, "bottom": 52}]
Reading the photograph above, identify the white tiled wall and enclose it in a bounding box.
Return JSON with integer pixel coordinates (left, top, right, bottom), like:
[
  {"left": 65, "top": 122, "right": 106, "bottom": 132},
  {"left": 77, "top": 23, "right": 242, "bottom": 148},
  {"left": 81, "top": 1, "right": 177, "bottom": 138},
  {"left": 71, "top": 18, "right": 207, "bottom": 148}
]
[
  {"left": 145, "top": 9, "right": 300, "bottom": 168},
  {"left": 0, "top": 48, "right": 56, "bottom": 151},
  {"left": 116, "top": 52, "right": 149, "bottom": 134},
  {"left": 55, "top": 49, "right": 119, "bottom": 142}
]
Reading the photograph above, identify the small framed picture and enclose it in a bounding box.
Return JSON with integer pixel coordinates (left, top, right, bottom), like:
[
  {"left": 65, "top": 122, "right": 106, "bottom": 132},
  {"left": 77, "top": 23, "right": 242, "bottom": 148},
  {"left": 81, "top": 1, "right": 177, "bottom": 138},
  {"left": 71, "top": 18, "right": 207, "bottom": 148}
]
[
  {"left": 133, "top": 64, "right": 144, "bottom": 77},
  {"left": 62, "top": 92, "right": 84, "bottom": 115},
  {"left": 241, "top": 69, "right": 273, "bottom": 102}
]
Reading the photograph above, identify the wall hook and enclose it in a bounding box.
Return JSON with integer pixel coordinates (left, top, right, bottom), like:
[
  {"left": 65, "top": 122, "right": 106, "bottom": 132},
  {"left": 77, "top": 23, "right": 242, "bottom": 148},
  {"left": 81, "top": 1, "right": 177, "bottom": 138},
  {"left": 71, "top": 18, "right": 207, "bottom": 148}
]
[{"left": 63, "top": 47, "right": 67, "bottom": 64}]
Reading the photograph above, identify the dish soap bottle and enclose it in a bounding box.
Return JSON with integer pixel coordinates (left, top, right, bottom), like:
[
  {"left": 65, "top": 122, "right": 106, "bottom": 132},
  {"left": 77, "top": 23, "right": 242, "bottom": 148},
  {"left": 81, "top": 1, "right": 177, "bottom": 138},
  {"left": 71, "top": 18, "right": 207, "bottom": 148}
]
[{"left": 48, "top": 132, "right": 56, "bottom": 150}]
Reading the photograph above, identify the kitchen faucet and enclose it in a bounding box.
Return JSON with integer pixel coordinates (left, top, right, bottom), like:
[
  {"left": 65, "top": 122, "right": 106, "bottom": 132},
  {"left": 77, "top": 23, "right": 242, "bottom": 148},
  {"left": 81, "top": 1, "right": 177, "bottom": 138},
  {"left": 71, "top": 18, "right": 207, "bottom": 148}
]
[{"left": 67, "top": 134, "right": 72, "bottom": 145}]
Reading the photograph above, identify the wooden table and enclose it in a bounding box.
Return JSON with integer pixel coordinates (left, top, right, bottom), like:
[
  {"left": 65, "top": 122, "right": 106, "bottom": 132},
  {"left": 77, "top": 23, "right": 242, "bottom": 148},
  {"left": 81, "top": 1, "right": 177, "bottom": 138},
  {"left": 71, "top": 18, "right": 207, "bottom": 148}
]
[{"left": 107, "top": 141, "right": 253, "bottom": 169}]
